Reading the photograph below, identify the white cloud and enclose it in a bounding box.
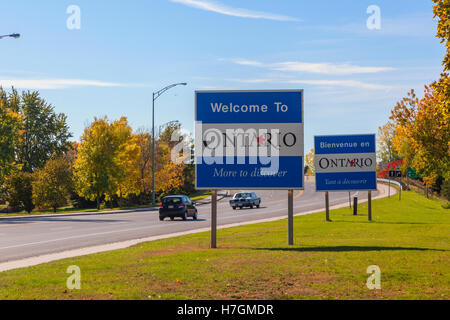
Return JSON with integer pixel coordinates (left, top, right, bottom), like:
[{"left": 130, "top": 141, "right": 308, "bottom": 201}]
[
  {"left": 230, "top": 58, "right": 395, "bottom": 75},
  {"left": 0, "top": 79, "right": 147, "bottom": 90},
  {"left": 297, "top": 13, "right": 437, "bottom": 38},
  {"left": 225, "top": 78, "right": 391, "bottom": 90},
  {"left": 170, "top": 0, "right": 299, "bottom": 21}
]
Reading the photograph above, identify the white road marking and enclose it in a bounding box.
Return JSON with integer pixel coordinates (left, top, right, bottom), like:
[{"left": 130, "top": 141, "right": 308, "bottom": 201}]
[{"left": 0, "top": 224, "right": 165, "bottom": 251}]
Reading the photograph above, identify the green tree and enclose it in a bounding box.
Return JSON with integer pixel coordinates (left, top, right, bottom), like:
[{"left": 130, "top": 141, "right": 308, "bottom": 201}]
[
  {"left": 33, "top": 157, "right": 73, "bottom": 213},
  {"left": 18, "top": 91, "right": 72, "bottom": 172},
  {"left": 5, "top": 171, "right": 34, "bottom": 213},
  {"left": 0, "top": 88, "right": 22, "bottom": 192}
]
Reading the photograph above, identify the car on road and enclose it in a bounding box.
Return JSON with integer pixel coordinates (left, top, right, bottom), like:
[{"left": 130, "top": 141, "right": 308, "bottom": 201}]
[
  {"left": 230, "top": 192, "right": 261, "bottom": 210},
  {"left": 159, "top": 195, "right": 198, "bottom": 221}
]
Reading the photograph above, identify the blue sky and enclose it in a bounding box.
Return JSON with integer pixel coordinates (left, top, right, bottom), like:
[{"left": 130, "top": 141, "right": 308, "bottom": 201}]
[{"left": 0, "top": 0, "right": 444, "bottom": 152}]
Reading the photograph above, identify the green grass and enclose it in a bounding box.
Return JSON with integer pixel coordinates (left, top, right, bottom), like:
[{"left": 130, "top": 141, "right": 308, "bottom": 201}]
[{"left": 0, "top": 191, "right": 448, "bottom": 300}]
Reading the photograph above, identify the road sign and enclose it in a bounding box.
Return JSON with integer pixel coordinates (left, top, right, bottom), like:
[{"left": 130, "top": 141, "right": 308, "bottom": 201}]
[
  {"left": 195, "top": 90, "right": 304, "bottom": 190},
  {"left": 389, "top": 170, "right": 402, "bottom": 178},
  {"left": 314, "top": 134, "right": 377, "bottom": 192},
  {"left": 407, "top": 167, "right": 420, "bottom": 178}
]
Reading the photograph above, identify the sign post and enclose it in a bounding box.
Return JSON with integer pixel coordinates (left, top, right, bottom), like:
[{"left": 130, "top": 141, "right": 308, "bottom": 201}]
[
  {"left": 325, "top": 192, "right": 330, "bottom": 222},
  {"left": 390, "top": 167, "right": 402, "bottom": 200},
  {"left": 195, "top": 90, "right": 304, "bottom": 247},
  {"left": 288, "top": 190, "right": 294, "bottom": 245},
  {"left": 368, "top": 191, "right": 372, "bottom": 221},
  {"left": 314, "top": 134, "right": 377, "bottom": 221},
  {"left": 211, "top": 190, "right": 217, "bottom": 249}
]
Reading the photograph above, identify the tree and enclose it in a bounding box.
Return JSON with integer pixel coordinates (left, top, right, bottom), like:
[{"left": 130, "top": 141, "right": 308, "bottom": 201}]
[
  {"left": 33, "top": 157, "right": 73, "bottom": 213},
  {"left": 17, "top": 90, "right": 72, "bottom": 172},
  {"left": 0, "top": 88, "right": 22, "bottom": 192},
  {"left": 433, "top": 0, "right": 450, "bottom": 71},
  {"left": 74, "top": 117, "right": 140, "bottom": 209},
  {"left": 110, "top": 118, "right": 141, "bottom": 202},
  {"left": 390, "top": 84, "right": 450, "bottom": 188},
  {"left": 135, "top": 130, "right": 153, "bottom": 202},
  {"left": 377, "top": 121, "right": 401, "bottom": 163},
  {"left": 74, "top": 117, "right": 114, "bottom": 209},
  {"left": 5, "top": 171, "right": 34, "bottom": 213},
  {"left": 304, "top": 149, "right": 315, "bottom": 175}
]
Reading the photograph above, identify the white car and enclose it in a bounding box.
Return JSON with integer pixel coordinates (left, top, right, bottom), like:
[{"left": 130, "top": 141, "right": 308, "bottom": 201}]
[{"left": 229, "top": 192, "right": 261, "bottom": 210}]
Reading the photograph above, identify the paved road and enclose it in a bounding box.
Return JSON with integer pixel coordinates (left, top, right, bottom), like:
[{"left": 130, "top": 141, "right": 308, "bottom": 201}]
[{"left": 0, "top": 181, "right": 379, "bottom": 263}]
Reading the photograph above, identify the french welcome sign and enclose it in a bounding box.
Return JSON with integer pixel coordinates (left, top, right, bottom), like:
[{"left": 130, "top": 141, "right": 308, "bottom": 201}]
[
  {"left": 195, "top": 90, "right": 304, "bottom": 190},
  {"left": 314, "top": 134, "right": 377, "bottom": 192}
]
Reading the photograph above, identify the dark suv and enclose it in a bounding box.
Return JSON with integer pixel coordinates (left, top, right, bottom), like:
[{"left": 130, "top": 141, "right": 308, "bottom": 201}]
[{"left": 159, "top": 195, "right": 198, "bottom": 221}]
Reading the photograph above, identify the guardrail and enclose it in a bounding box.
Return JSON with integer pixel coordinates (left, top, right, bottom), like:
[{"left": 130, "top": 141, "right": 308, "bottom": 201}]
[
  {"left": 377, "top": 178, "right": 402, "bottom": 188},
  {"left": 377, "top": 178, "right": 402, "bottom": 200}
]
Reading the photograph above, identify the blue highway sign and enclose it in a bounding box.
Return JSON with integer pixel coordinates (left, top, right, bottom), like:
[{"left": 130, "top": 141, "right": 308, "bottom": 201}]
[
  {"left": 314, "top": 134, "right": 377, "bottom": 192},
  {"left": 195, "top": 90, "right": 304, "bottom": 190}
]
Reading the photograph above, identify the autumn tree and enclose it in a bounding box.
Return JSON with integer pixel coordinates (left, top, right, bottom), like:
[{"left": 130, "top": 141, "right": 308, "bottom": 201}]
[
  {"left": 74, "top": 118, "right": 114, "bottom": 209},
  {"left": 0, "top": 88, "right": 22, "bottom": 192},
  {"left": 159, "top": 121, "right": 182, "bottom": 149},
  {"left": 433, "top": 0, "right": 450, "bottom": 71},
  {"left": 389, "top": 1, "right": 450, "bottom": 193},
  {"left": 155, "top": 144, "right": 185, "bottom": 196},
  {"left": 5, "top": 171, "right": 34, "bottom": 213},
  {"left": 110, "top": 118, "right": 141, "bottom": 202},
  {"left": 377, "top": 121, "right": 401, "bottom": 163},
  {"left": 135, "top": 130, "right": 153, "bottom": 202},
  {"left": 304, "top": 149, "right": 315, "bottom": 175},
  {"left": 33, "top": 157, "right": 73, "bottom": 213},
  {"left": 74, "top": 117, "right": 140, "bottom": 209}
]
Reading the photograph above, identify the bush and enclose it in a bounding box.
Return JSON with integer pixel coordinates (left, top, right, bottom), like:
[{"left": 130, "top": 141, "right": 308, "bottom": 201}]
[{"left": 6, "top": 172, "right": 34, "bottom": 213}]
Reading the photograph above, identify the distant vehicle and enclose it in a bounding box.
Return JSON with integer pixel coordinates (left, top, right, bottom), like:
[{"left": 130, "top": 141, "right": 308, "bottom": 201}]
[
  {"left": 159, "top": 195, "right": 198, "bottom": 221},
  {"left": 230, "top": 192, "right": 261, "bottom": 210}
]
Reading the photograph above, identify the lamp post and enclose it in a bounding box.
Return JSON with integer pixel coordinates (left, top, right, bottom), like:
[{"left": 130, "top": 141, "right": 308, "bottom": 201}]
[
  {"left": 152, "top": 83, "right": 187, "bottom": 205},
  {"left": 0, "top": 33, "right": 20, "bottom": 40}
]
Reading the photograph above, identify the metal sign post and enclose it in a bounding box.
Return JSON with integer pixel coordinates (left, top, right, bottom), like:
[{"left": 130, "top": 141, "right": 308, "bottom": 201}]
[
  {"left": 349, "top": 192, "right": 352, "bottom": 208},
  {"left": 368, "top": 191, "right": 372, "bottom": 221},
  {"left": 325, "top": 192, "right": 330, "bottom": 222},
  {"left": 288, "top": 190, "right": 294, "bottom": 245},
  {"left": 211, "top": 190, "right": 217, "bottom": 249}
]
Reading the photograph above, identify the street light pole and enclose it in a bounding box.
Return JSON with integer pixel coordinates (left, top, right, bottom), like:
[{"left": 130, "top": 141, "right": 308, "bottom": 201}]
[
  {"left": 0, "top": 33, "right": 20, "bottom": 40},
  {"left": 152, "top": 83, "right": 187, "bottom": 206}
]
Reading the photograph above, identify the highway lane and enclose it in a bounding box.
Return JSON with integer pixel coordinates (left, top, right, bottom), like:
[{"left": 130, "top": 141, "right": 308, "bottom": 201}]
[{"left": 0, "top": 181, "right": 379, "bottom": 263}]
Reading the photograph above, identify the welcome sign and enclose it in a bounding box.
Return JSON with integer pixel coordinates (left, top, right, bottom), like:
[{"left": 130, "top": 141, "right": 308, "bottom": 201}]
[
  {"left": 195, "top": 90, "right": 304, "bottom": 190},
  {"left": 314, "top": 134, "right": 377, "bottom": 192}
]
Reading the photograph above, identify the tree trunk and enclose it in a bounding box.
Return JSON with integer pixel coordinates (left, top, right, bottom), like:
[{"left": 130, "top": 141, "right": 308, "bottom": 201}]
[{"left": 96, "top": 193, "right": 100, "bottom": 210}]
